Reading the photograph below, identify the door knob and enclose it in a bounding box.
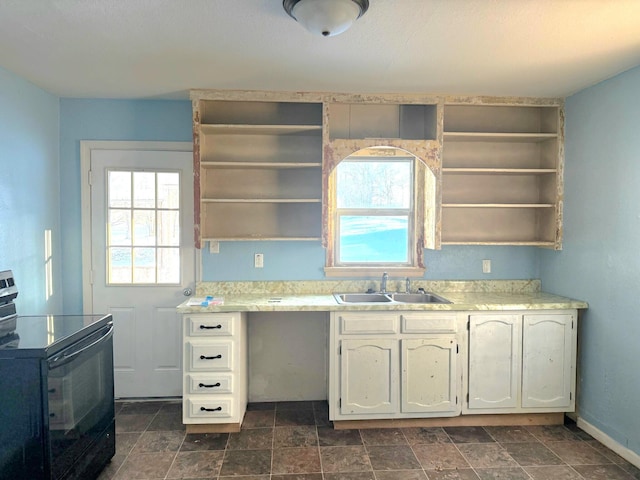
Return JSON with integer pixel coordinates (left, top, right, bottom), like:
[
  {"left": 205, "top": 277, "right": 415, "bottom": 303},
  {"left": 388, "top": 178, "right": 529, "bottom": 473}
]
[{"left": 183, "top": 288, "right": 193, "bottom": 297}]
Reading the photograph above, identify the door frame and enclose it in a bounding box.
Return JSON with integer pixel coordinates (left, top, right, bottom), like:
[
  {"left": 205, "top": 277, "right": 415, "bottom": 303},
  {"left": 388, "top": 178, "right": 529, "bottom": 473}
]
[{"left": 80, "top": 140, "right": 199, "bottom": 314}]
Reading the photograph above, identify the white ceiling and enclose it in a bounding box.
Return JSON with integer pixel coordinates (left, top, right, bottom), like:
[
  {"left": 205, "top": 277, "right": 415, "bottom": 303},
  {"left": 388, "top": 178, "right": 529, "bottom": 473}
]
[{"left": 1, "top": 0, "right": 640, "bottom": 100}]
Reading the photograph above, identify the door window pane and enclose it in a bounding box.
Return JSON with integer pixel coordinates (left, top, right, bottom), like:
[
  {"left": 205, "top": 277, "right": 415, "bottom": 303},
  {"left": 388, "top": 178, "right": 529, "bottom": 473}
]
[{"left": 106, "top": 169, "right": 181, "bottom": 284}]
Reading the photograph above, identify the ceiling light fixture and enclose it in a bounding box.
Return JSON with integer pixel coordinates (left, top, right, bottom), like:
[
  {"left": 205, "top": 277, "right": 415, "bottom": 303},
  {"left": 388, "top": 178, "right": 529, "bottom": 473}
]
[{"left": 283, "top": 0, "right": 369, "bottom": 37}]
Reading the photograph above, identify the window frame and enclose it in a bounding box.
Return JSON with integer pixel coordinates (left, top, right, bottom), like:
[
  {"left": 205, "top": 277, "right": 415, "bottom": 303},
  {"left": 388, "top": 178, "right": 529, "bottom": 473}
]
[{"left": 324, "top": 146, "right": 433, "bottom": 277}]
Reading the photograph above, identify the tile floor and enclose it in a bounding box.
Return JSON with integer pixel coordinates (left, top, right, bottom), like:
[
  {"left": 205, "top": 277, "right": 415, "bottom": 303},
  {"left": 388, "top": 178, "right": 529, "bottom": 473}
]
[{"left": 98, "top": 400, "right": 640, "bottom": 480}]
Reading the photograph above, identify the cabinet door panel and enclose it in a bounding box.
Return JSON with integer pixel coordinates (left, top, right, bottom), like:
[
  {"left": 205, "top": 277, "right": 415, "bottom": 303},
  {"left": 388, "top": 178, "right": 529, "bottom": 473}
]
[
  {"left": 402, "top": 337, "right": 458, "bottom": 413},
  {"left": 340, "top": 339, "right": 398, "bottom": 415},
  {"left": 468, "top": 315, "right": 520, "bottom": 409},
  {"left": 522, "top": 314, "right": 574, "bottom": 408}
]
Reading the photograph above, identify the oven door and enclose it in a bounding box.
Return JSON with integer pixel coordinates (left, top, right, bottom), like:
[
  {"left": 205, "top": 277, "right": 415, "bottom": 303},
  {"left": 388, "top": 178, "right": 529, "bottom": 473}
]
[{"left": 47, "top": 322, "right": 115, "bottom": 480}]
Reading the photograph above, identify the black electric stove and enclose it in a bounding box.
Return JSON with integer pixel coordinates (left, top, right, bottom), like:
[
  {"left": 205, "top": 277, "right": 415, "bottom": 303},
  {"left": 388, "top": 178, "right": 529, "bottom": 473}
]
[{"left": 0, "top": 271, "right": 116, "bottom": 480}]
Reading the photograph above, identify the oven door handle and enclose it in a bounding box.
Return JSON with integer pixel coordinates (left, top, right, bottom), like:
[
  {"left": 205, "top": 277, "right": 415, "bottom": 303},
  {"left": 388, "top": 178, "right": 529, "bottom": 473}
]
[{"left": 48, "top": 323, "right": 114, "bottom": 370}]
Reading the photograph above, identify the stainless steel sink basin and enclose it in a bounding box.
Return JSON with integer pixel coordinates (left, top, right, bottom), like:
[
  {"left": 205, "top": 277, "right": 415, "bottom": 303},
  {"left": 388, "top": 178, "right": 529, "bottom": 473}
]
[
  {"left": 334, "top": 292, "right": 450, "bottom": 304},
  {"left": 387, "top": 292, "right": 451, "bottom": 304},
  {"left": 334, "top": 293, "right": 392, "bottom": 304}
]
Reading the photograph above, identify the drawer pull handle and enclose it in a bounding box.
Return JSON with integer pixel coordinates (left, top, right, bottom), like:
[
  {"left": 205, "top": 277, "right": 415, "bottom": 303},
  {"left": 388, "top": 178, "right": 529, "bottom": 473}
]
[
  {"left": 199, "top": 382, "right": 221, "bottom": 388},
  {"left": 200, "top": 324, "right": 222, "bottom": 329},
  {"left": 200, "top": 354, "right": 222, "bottom": 360},
  {"left": 200, "top": 406, "right": 222, "bottom": 412}
]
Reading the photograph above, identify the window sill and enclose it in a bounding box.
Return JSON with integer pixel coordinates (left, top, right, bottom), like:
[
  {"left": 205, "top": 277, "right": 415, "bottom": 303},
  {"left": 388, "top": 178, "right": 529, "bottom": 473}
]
[{"left": 324, "top": 266, "right": 426, "bottom": 278}]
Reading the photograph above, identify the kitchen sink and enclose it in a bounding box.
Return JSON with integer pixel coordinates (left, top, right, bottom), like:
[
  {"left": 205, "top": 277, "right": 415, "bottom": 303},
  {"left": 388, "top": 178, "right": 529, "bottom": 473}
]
[
  {"left": 334, "top": 293, "right": 392, "bottom": 304},
  {"left": 387, "top": 292, "right": 451, "bottom": 304},
  {"left": 333, "top": 292, "right": 450, "bottom": 304}
]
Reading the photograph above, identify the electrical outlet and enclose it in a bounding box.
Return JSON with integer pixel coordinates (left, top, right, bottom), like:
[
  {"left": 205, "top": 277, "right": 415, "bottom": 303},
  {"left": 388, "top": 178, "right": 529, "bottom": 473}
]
[
  {"left": 254, "top": 253, "right": 264, "bottom": 268},
  {"left": 482, "top": 259, "right": 491, "bottom": 274}
]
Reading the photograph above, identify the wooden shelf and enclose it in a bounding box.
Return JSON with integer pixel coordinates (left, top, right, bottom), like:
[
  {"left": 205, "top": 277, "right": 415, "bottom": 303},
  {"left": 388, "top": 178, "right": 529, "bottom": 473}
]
[
  {"left": 201, "top": 198, "right": 321, "bottom": 203},
  {"left": 441, "top": 241, "right": 557, "bottom": 247},
  {"left": 201, "top": 124, "right": 322, "bottom": 135},
  {"left": 443, "top": 168, "right": 556, "bottom": 175},
  {"left": 443, "top": 204, "right": 555, "bottom": 208},
  {"left": 202, "top": 236, "right": 322, "bottom": 242},
  {"left": 443, "top": 132, "right": 557, "bottom": 142},
  {"left": 201, "top": 161, "right": 322, "bottom": 169}
]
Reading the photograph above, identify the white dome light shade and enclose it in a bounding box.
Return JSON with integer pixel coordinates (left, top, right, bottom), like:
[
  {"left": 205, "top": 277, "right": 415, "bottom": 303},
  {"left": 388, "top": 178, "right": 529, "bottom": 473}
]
[{"left": 283, "top": 0, "right": 369, "bottom": 37}]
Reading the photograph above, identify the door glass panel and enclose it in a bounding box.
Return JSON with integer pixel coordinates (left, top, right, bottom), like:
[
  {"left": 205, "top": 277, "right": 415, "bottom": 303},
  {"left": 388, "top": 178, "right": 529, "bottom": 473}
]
[{"left": 106, "top": 169, "right": 181, "bottom": 284}]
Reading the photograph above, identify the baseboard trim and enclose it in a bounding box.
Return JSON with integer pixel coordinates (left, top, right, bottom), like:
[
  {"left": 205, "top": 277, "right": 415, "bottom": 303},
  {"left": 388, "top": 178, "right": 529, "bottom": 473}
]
[{"left": 577, "top": 417, "right": 640, "bottom": 468}]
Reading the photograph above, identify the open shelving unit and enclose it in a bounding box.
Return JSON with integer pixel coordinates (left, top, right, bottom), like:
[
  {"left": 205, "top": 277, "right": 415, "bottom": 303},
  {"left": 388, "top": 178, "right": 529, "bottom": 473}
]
[
  {"left": 193, "top": 98, "right": 323, "bottom": 246},
  {"left": 441, "top": 103, "right": 563, "bottom": 249}
]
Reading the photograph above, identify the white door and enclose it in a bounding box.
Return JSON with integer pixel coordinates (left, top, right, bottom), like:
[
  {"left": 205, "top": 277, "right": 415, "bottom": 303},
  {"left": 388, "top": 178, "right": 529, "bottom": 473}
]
[
  {"left": 522, "top": 313, "right": 575, "bottom": 409},
  {"left": 468, "top": 314, "right": 521, "bottom": 410},
  {"left": 401, "top": 337, "right": 458, "bottom": 414},
  {"left": 86, "top": 145, "right": 194, "bottom": 398},
  {"left": 340, "top": 338, "right": 398, "bottom": 415}
]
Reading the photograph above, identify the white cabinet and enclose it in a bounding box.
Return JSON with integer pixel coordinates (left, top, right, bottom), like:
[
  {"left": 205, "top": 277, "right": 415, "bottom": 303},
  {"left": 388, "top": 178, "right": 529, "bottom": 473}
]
[
  {"left": 330, "top": 311, "right": 461, "bottom": 421},
  {"left": 468, "top": 314, "right": 521, "bottom": 409},
  {"left": 182, "top": 312, "right": 247, "bottom": 428},
  {"left": 466, "top": 310, "right": 576, "bottom": 414}
]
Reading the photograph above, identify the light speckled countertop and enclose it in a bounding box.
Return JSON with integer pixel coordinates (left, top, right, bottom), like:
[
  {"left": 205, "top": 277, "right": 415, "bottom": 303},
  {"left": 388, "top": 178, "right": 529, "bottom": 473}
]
[{"left": 176, "top": 280, "right": 588, "bottom": 313}]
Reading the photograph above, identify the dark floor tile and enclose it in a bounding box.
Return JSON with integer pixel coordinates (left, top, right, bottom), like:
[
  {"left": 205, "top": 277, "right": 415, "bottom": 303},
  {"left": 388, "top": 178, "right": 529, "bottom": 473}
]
[
  {"left": 243, "top": 409, "right": 276, "bottom": 428},
  {"left": 115, "top": 432, "right": 141, "bottom": 455},
  {"left": 546, "top": 441, "right": 612, "bottom": 465},
  {"left": 158, "top": 401, "right": 182, "bottom": 414},
  {"left": 113, "top": 451, "right": 175, "bottom": 479},
  {"left": 131, "top": 430, "right": 184, "bottom": 453},
  {"left": 115, "top": 413, "right": 155, "bottom": 433},
  {"left": 564, "top": 422, "right": 594, "bottom": 441},
  {"left": 457, "top": 443, "right": 519, "bottom": 469},
  {"left": 317, "top": 426, "right": 363, "bottom": 446},
  {"left": 277, "top": 408, "right": 317, "bottom": 426},
  {"left": 444, "top": 426, "right": 494, "bottom": 443},
  {"left": 166, "top": 450, "right": 224, "bottom": 479},
  {"left": 220, "top": 476, "right": 269, "bottom": 480},
  {"left": 502, "top": 442, "right": 563, "bottom": 466},
  {"left": 247, "top": 401, "right": 277, "bottom": 411},
  {"left": 412, "top": 444, "right": 470, "bottom": 470},
  {"left": 228, "top": 427, "right": 274, "bottom": 450},
  {"left": 272, "top": 474, "right": 323, "bottom": 480},
  {"left": 97, "top": 453, "right": 126, "bottom": 479},
  {"left": 219, "top": 449, "right": 272, "bottom": 476},
  {"left": 313, "top": 404, "right": 331, "bottom": 426},
  {"left": 274, "top": 425, "right": 318, "bottom": 447},
  {"left": 620, "top": 460, "right": 640, "bottom": 479},
  {"left": 474, "top": 467, "right": 531, "bottom": 479},
  {"left": 146, "top": 411, "right": 184, "bottom": 431},
  {"left": 180, "top": 432, "right": 229, "bottom": 451},
  {"left": 320, "top": 445, "right": 372, "bottom": 473},
  {"left": 366, "top": 445, "right": 421, "bottom": 470},
  {"left": 323, "top": 472, "right": 375, "bottom": 480},
  {"left": 402, "top": 427, "right": 451, "bottom": 445},
  {"left": 278, "top": 400, "right": 315, "bottom": 410},
  {"left": 424, "top": 468, "right": 480, "bottom": 480},
  {"left": 375, "top": 470, "right": 428, "bottom": 480},
  {"left": 484, "top": 426, "right": 537, "bottom": 443},
  {"left": 360, "top": 428, "right": 407, "bottom": 445},
  {"left": 527, "top": 425, "right": 581, "bottom": 443},
  {"left": 524, "top": 465, "right": 584, "bottom": 479},
  {"left": 117, "top": 401, "right": 164, "bottom": 415},
  {"left": 572, "top": 463, "right": 636, "bottom": 479},
  {"left": 272, "top": 447, "right": 322, "bottom": 474},
  {"left": 585, "top": 440, "right": 627, "bottom": 463}
]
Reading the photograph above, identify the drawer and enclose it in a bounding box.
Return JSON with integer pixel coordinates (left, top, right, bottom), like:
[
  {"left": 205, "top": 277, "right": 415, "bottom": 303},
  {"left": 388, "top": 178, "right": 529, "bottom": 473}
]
[
  {"left": 188, "top": 341, "right": 233, "bottom": 371},
  {"left": 339, "top": 313, "right": 398, "bottom": 335},
  {"left": 401, "top": 313, "right": 457, "bottom": 333},
  {"left": 187, "top": 313, "right": 236, "bottom": 336},
  {"left": 187, "top": 373, "right": 234, "bottom": 394},
  {"left": 187, "top": 398, "right": 233, "bottom": 419}
]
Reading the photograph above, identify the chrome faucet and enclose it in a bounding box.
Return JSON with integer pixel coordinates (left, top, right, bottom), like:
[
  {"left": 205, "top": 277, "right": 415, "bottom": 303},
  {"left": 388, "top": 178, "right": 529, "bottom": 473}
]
[
  {"left": 405, "top": 277, "right": 411, "bottom": 294},
  {"left": 380, "top": 272, "right": 389, "bottom": 293}
]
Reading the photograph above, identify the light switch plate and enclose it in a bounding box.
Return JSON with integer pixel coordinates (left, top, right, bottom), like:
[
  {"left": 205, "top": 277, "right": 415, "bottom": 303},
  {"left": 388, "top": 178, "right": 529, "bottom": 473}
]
[{"left": 254, "top": 253, "right": 264, "bottom": 268}]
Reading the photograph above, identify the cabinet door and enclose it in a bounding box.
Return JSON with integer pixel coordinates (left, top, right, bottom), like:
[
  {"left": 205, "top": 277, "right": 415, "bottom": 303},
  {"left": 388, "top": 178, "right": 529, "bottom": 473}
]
[
  {"left": 522, "top": 314, "right": 574, "bottom": 408},
  {"left": 339, "top": 339, "right": 399, "bottom": 415},
  {"left": 468, "top": 314, "right": 521, "bottom": 410},
  {"left": 401, "top": 337, "right": 458, "bottom": 414}
]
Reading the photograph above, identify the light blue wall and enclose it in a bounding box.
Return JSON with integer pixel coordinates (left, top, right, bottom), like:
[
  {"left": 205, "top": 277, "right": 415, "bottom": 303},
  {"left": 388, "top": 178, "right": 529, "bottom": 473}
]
[
  {"left": 202, "top": 242, "right": 538, "bottom": 281},
  {"left": 540, "top": 66, "right": 640, "bottom": 454},
  {"left": 59, "top": 99, "right": 193, "bottom": 313},
  {"left": 0, "top": 66, "right": 62, "bottom": 314}
]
